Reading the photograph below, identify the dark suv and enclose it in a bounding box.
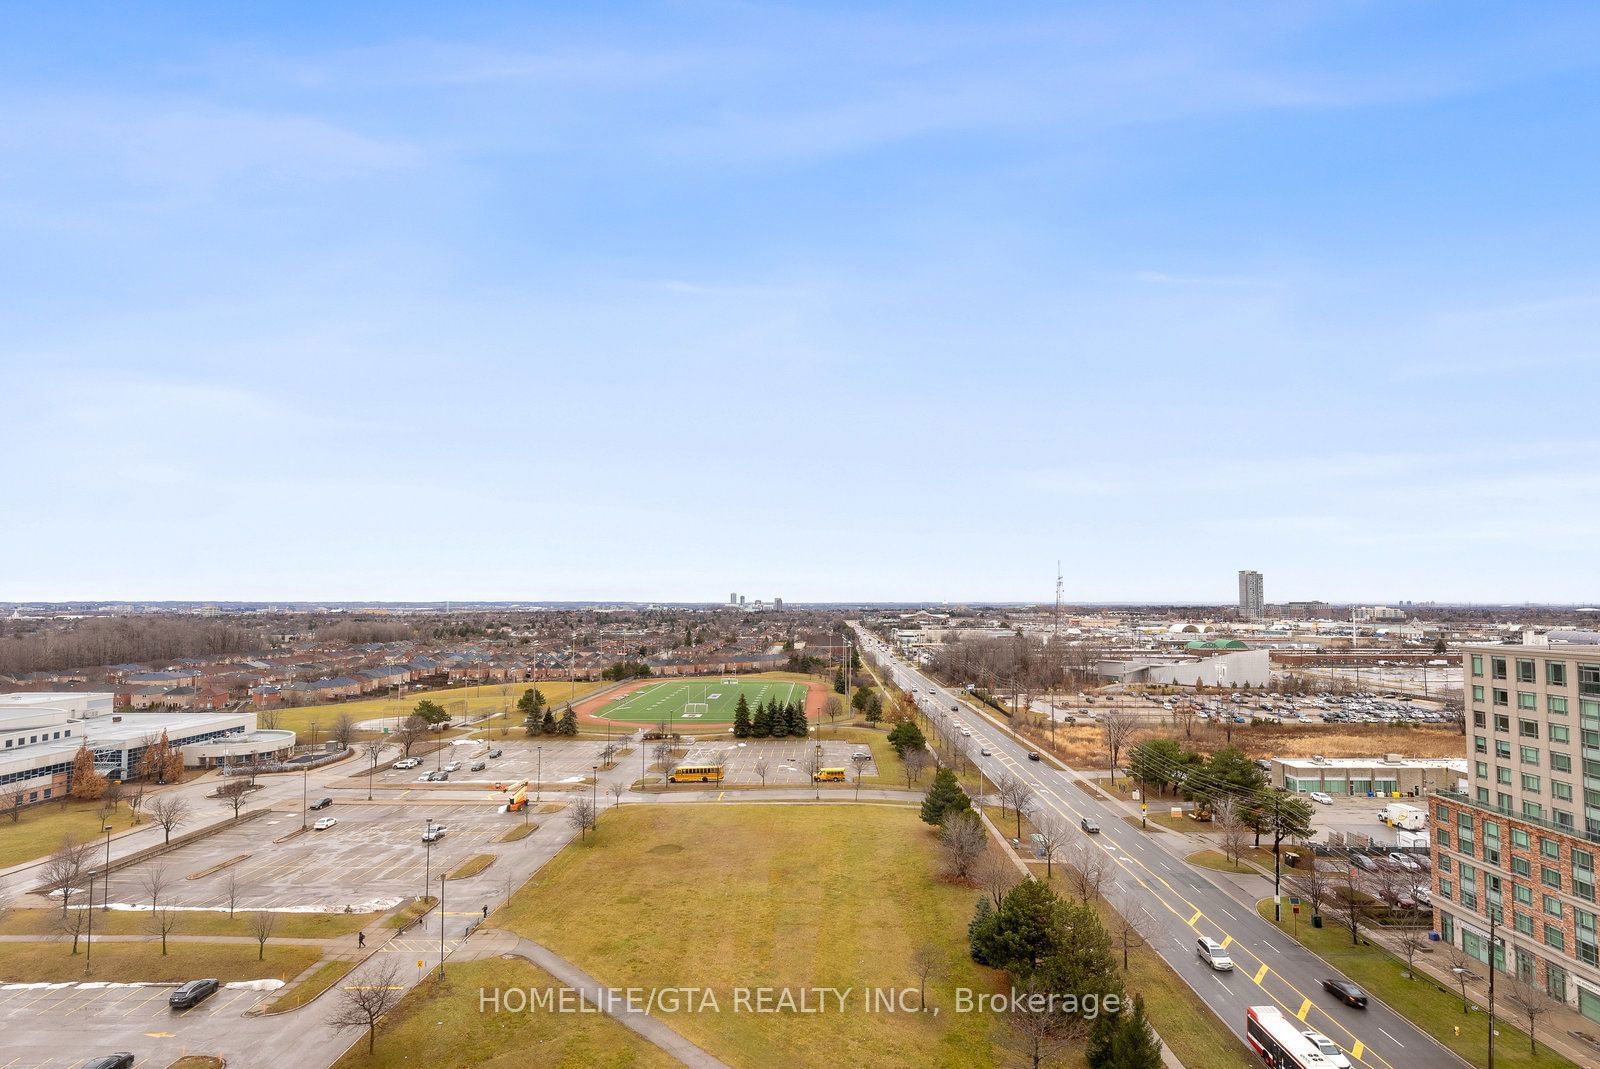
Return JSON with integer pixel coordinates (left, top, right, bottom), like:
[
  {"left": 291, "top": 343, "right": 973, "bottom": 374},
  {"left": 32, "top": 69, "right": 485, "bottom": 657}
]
[
  {"left": 169, "top": 977, "right": 219, "bottom": 1009},
  {"left": 81, "top": 1056, "right": 136, "bottom": 1069}
]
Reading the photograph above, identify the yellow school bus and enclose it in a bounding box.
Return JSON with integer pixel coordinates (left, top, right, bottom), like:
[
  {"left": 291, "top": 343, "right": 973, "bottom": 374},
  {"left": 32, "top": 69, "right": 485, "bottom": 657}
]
[
  {"left": 667, "top": 764, "right": 724, "bottom": 784},
  {"left": 812, "top": 767, "right": 847, "bottom": 782}
]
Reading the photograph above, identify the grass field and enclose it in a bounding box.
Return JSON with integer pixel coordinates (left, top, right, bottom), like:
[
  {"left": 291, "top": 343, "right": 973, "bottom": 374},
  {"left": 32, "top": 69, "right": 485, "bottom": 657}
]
[
  {"left": 269, "top": 680, "right": 606, "bottom": 740},
  {"left": 589, "top": 679, "right": 809, "bottom": 726},
  {"left": 0, "top": 908, "right": 374, "bottom": 940},
  {"left": 0, "top": 799, "right": 141, "bottom": 869},
  {"left": 264, "top": 956, "right": 359, "bottom": 1013},
  {"left": 0, "top": 940, "right": 322, "bottom": 983},
  {"left": 333, "top": 958, "right": 679, "bottom": 1069},
  {"left": 1254, "top": 900, "right": 1575, "bottom": 1069},
  {"left": 496, "top": 804, "right": 1003, "bottom": 1069}
]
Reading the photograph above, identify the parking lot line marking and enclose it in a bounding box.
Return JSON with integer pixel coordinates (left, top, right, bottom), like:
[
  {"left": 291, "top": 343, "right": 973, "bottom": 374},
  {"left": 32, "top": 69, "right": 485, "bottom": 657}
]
[
  {"left": 1295, "top": 997, "right": 1311, "bottom": 1021},
  {"left": 1253, "top": 964, "right": 1270, "bottom": 984}
]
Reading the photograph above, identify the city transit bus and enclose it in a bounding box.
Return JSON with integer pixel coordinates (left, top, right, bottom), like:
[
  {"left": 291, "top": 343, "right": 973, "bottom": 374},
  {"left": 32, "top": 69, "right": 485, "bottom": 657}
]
[{"left": 1245, "top": 1005, "right": 1339, "bottom": 1069}]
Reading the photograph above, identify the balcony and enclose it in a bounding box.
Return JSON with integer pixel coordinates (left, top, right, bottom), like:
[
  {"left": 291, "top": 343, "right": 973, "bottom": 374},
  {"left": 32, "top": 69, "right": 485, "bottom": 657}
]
[{"left": 1434, "top": 788, "right": 1600, "bottom": 846}]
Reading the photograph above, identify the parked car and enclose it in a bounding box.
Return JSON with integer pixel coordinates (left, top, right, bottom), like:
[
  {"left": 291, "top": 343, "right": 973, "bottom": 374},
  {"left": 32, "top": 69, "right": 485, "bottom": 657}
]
[
  {"left": 1080, "top": 817, "right": 1101, "bottom": 835},
  {"left": 394, "top": 758, "right": 420, "bottom": 769},
  {"left": 1321, "top": 978, "right": 1367, "bottom": 1008},
  {"left": 433, "top": 771, "right": 449, "bottom": 781},
  {"left": 1309, "top": 791, "right": 1333, "bottom": 805},
  {"left": 1196, "top": 937, "right": 1234, "bottom": 971},
  {"left": 169, "top": 977, "right": 219, "bottom": 1009},
  {"left": 1387, "top": 851, "right": 1421, "bottom": 871},
  {"left": 82, "top": 1055, "right": 136, "bottom": 1069},
  {"left": 312, "top": 817, "right": 337, "bottom": 831},
  {"left": 309, "top": 797, "right": 332, "bottom": 810},
  {"left": 487, "top": 749, "right": 502, "bottom": 758},
  {"left": 422, "top": 825, "right": 447, "bottom": 842},
  {"left": 444, "top": 762, "right": 462, "bottom": 773},
  {"left": 1302, "top": 1031, "right": 1351, "bottom": 1068},
  {"left": 1027, "top": 752, "right": 1041, "bottom": 761},
  {"left": 470, "top": 761, "right": 487, "bottom": 772},
  {"left": 1352, "top": 855, "right": 1378, "bottom": 872}
]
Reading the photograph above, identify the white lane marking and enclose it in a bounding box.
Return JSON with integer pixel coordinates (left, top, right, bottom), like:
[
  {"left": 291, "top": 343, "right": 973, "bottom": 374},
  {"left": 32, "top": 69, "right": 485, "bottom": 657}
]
[{"left": 1378, "top": 1027, "right": 1403, "bottom": 1047}]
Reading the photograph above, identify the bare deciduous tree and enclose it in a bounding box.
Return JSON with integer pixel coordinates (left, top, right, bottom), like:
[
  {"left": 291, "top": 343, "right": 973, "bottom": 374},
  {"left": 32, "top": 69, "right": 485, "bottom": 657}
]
[
  {"left": 142, "top": 867, "right": 178, "bottom": 954},
  {"left": 1504, "top": 978, "right": 1550, "bottom": 1054},
  {"left": 902, "top": 747, "right": 932, "bottom": 789},
  {"left": 994, "top": 774, "right": 1033, "bottom": 839},
  {"left": 222, "top": 869, "right": 245, "bottom": 918},
  {"left": 1034, "top": 814, "right": 1069, "bottom": 881},
  {"left": 219, "top": 778, "right": 251, "bottom": 819},
  {"left": 125, "top": 779, "right": 146, "bottom": 825},
  {"left": 977, "top": 854, "right": 1019, "bottom": 909},
  {"left": 1063, "top": 838, "right": 1111, "bottom": 902},
  {"left": 1284, "top": 864, "right": 1333, "bottom": 924},
  {"left": 330, "top": 712, "right": 356, "bottom": 750},
  {"left": 7, "top": 787, "right": 25, "bottom": 823},
  {"left": 1101, "top": 709, "right": 1136, "bottom": 774},
  {"left": 607, "top": 781, "right": 626, "bottom": 807},
  {"left": 1213, "top": 797, "right": 1250, "bottom": 868},
  {"left": 329, "top": 955, "right": 406, "bottom": 1055},
  {"left": 1443, "top": 943, "right": 1478, "bottom": 1013},
  {"left": 41, "top": 837, "right": 93, "bottom": 917},
  {"left": 910, "top": 943, "right": 941, "bottom": 1010},
  {"left": 149, "top": 796, "right": 189, "bottom": 844},
  {"left": 1000, "top": 978, "right": 1074, "bottom": 1068},
  {"left": 567, "top": 797, "right": 596, "bottom": 840},
  {"left": 249, "top": 909, "right": 277, "bottom": 960},
  {"left": 391, "top": 715, "right": 427, "bottom": 758},
  {"left": 1107, "top": 892, "right": 1151, "bottom": 970},
  {"left": 57, "top": 898, "right": 90, "bottom": 954},
  {"left": 360, "top": 738, "right": 386, "bottom": 800},
  {"left": 937, "top": 812, "right": 987, "bottom": 883},
  {"left": 753, "top": 756, "right": 770, "bottom": 788}
]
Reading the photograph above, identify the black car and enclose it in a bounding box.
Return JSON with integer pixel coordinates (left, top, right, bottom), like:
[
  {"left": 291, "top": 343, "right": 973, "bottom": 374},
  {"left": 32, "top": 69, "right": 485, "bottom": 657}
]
[
  {"left": 470, "top": 761, "right": 487, "bottom": 772},
  {"left": 309, "top": 797, "right": 333, "bottom": 810},
  {"left": 169, "top": 977, "right": 220, "bottom": 1009},
  {"left": 1322, "top": 978, "right": 1367, "bottom": 1008},
  {"left": 81, "top": 1056, "right": 136, "bottom": 1069},
  {"left": 1027, "top": 751, "right": 1041, "bottom": 761}
]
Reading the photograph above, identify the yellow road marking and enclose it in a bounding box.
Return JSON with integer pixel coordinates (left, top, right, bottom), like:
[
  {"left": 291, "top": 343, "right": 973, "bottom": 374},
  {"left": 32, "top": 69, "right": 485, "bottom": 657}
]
[
  {"left": 717, "top": 791, "right": 725, "bottom": 801},
  {"left": 1296, "top": 998, "right": 1312, "bottom": 1021},
  {"left": 1220, "top": 935, "right": 1233, "bottom": 949},
  {"left": 1253, "top": 964, "right": 1269, "bottom": 984},
  {"left": 1187, "top": 909, "right": 1202, "bottom": 926},
  {"left": 1351, "top": 1041, "right": 1365, "bottom": 1060}
]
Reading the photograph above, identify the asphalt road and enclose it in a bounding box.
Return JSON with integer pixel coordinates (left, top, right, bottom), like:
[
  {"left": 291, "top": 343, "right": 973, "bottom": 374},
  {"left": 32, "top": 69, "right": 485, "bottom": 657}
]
[{"left": 857, "top": 627, "right": 1463, "bottom": 1069}]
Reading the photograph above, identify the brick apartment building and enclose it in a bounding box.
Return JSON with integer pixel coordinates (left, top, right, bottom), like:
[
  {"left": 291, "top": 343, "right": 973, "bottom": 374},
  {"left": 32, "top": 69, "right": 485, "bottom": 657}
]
[{"left": 1431, "top": 642, "right": 1600, "bottom": 1024}]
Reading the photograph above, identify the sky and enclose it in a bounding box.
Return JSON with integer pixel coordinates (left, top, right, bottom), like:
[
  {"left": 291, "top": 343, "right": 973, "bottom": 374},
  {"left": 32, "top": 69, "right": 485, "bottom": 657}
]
[{"left": 4, "top": 2, "right": 1600, "bottom": 605}]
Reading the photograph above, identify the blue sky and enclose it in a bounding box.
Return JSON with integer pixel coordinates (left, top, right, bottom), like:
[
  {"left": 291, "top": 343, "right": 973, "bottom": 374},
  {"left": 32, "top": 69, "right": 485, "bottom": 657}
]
[{"left": 5, "top": 2, "right": 1599, "bottom": 604}]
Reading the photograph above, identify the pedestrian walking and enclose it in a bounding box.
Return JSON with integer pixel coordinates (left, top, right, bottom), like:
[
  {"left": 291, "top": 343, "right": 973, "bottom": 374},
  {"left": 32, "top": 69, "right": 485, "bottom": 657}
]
[
  {"left": 481, "top": 904, "right": 489, "bottom": 919},
  {"left": 357, "top": 930, "right": 365, "bottom": 948}
]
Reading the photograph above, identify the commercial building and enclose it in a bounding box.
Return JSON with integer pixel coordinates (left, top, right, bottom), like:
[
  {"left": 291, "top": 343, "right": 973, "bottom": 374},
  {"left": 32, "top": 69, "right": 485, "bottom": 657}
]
[
  {"left": 1271, "top": 755, "right": 1466, "bottom": 797},
  {"left": 1097, "top": 648, "right": 1270, "bottom": 688},
  {"left": 0, "top": 692, "right": 295, "bottom": 804},
  {"left": 1238, "top": 570, "right": 1264, "bottom": 620},
  {"left": 1430, "top": 642, "right": 1600, "bottom": 1025}
]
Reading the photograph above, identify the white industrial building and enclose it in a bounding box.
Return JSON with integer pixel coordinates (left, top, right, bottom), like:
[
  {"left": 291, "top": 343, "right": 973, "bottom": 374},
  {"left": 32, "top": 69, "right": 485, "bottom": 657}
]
[
  {"left": 0, "top": 692, "right": 295, "bottom": 804},
  {"left": 1097, "top": 648, "right": 1271, "bottom": 688}
]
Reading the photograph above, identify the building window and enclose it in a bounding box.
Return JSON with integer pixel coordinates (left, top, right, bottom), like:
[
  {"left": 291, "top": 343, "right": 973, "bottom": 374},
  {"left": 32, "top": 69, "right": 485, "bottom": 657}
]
[
  {"left": 1542, "top": 838, "right": 1561, "bottom": 859},
  {"left": 1512, "top": 828, "right": 1531, "bottom": 848},
  {"left": 1544, "top": 868, "right": 1564, "bottom": 890},
  {"left": 1439, "top": 879, "right": 1454, "bottom": 900},
  {"left": 1582, "top": 664, "right": 1600, "bottom": 698},
  {"left": 1520, "top": 719, "right": 1539, "bottom": 738},
  {"left": 1494, "top": 690, "right": 1510, "bottom": 708},
  {"left": 1553, "top": 780, "right": 1573, "bottom": 801},
  {"left": 1473, "top": 685, "right": 1486, "bottom": 703},
  {"left": 1497, "top": 766, "right": 1512, "bottom": 785},
  {"left": 1496, "top": 740, "right": 1512, "bottom": 759},
  {"left": 1544, "top": 923, "right": 1565, "bottom": 951},
  {"left": 1515, "top": 911, "right": 1535, "bottom": 935},
  {"left": 1515, "top": 883, "right": 1534, "bottom": 905},
  {"left": 1475, "top": 735, "right": 1488, "bottom": 753},
  {"left": 1549, "top": 661, "right": 1568, "bottom": 687},
  {"left": 1521, "top": 745, "right": 1540, "bottom": 764},
  {"left": 1546, "top": 962, "right": 1567, "bottom": 1001},
  {"left": 1524, "top": 801, "right": 1545, "bottom": 820},
  {"left": 1517, "top": 659, "right": 1536, "bottom": 683},
  {"left": 1472, "top": 655, "right": 1484, "bottom": 677},
  {"left": 1551, "top": 723, "right": 1571, "bottom": 743},
  {"left": 1476, "top": 762, "right": 1489, "bottom": 779},
  {"left": 1513, "top": 856, "right": 1532, "bottom": 877},
  {"left": 1523, "top": 774, "right": 1542, "bottom": 793},
  {"left": 1440, "top": 855, "right": 1453, "bottom": 872},
  {"left": 1519, "top": 692, "right": 1538, "bottom": 711},
  {"left": 1544, "top": 894, "right": 1564, "bottom": 917},
  {"left": 1493, "top": 657, "right": 1508, "bottom": 680},
  {"left": 1550, "top": 695, "right": 1569, "bottom": 715},
  {"left": 1551, "top": 750, "right": 1573, "bottom": 772}
]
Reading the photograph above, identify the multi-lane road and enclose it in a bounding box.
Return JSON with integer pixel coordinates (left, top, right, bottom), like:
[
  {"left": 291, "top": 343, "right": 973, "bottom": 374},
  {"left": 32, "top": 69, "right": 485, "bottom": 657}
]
[{"left": 857, "top": 627, "right": 1463, "bottom": 1069}]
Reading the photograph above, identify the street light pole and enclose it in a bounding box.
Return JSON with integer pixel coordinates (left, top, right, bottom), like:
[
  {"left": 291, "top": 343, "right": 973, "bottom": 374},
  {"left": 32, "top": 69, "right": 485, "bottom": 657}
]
[
  {"left": 85, "top": 871, "right": 94, "bottom": 975},
  {"left": 102, "top": 825, "right": 112, "bottom": 910},
  {"left": 438, "top": 873, "right": 446, "bottom": 979},
  {"left": 591, "top": 766, "right": 598, "bottom": 830},
  {"left": 301, "top": 766, "right": 308, "bottom": 830},
  {"left": 423, "top": 818, "right": 432, "bottom": 902},
  {"left": 536, "top": 747, "right": 542, "bottom": 802}
]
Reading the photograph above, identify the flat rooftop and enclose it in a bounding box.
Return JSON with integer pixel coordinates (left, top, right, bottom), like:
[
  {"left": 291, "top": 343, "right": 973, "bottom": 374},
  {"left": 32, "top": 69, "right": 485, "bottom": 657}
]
[{"left": 1275, "top": 756, "right": 1467, "bottom": 770}]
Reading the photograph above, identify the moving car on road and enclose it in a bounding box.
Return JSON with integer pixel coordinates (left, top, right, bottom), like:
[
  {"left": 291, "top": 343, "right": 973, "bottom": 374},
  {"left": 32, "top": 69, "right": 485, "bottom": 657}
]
[
  {"left": 1027, "top": 752, "right": 1041, "bottom": 761},
  {"left": 1302, "top": 1030, "right": 1351, "bottom": 1068},
  {"left": 169, "top": 977, "right": 219, "bottom": 1009},
  {"left": 1080, "top": 817, "right": 1100, "bottom": 834},
  {"left": 1321, "top": 978, "right": 1367, "bottom": 1008},
  {"left": 1196, "top": 937, "right": 1234, "bottom": 971}
]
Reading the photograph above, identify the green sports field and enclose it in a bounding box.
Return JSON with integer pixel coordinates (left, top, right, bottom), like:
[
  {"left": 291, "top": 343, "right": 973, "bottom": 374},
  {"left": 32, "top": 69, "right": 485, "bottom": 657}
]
[{"left": 591, "top": 679, "right": 809, "bottom": 725}]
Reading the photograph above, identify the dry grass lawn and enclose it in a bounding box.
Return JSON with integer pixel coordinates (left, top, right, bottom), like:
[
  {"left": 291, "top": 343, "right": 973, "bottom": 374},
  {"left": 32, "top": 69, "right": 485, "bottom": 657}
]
[
  {"left": 0, "top": 799, "right": 141, "bottom": 869},
  {"left": 497, "top": 804, "right": 1005, "bottom": 1069},
  {"left": 269, "top": 680, "right": 606, "bottom": 740},
  {"left": 333, "top": 957, "right": 679, "bottom": 1069},
  {"left": 0, "top": 908, "right": 374, "bottom": 939},
  {"left": 0, "top": 939, "right": 321, "bottom": 983}
]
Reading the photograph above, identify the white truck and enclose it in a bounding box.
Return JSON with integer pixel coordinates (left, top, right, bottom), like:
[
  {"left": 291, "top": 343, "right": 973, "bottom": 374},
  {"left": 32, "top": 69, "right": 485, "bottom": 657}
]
[{"left": 1379, "top": 802, "right": 1427, "bottom": 831}]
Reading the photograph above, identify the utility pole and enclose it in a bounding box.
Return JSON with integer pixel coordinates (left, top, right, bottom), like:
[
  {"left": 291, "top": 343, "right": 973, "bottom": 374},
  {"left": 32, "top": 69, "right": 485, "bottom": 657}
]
[{"left": 1488, "top": 902, "right": 1499, "bottom": 1069}]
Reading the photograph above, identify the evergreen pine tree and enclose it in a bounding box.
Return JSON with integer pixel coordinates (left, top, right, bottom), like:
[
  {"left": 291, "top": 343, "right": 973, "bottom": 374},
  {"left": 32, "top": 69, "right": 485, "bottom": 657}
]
[
  {"left": 1097, "top": 996, "right": 1161, "bottom": 1069},
  {"left": 733, "top": 694, "right": 752, "bottom": 738},
  {"left": 865, "top": 693, "right": 883, "bottom": 724},
  {"left": 968, "top": 897, "right": 999, "bottom": 965},
  {"left": 541, "top": 709, "right": 557, "bottom": 734},
  {"left": 785, "top": 701, "right": 804, "bottom": 737},
  {"left": 920, "top": 767, "right": 971, "bottom": 825},
  {"left": 558, "top": 705, "right": 578, "bottom": 736},
  {"left": 833, "top": 668, "right": 846, "bottom": 694},
  {"left": 752, "top": 701, "right": 772, "bottom": 738}
]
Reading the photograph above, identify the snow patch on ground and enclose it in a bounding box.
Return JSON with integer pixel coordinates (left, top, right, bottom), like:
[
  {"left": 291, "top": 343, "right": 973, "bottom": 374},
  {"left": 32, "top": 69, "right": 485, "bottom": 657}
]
[
  {"left": 99, "top": 898, "right": 402, "bottom": 915},
  {"left": 225, "top": 978, "right": 285, "bottom": 991}
]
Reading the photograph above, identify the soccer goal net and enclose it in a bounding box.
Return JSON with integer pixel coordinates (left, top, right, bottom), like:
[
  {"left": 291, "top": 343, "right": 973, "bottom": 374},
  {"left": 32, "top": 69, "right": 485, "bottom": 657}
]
[{"left": 682, "top": 703, "right": 710, "bottom": 719}]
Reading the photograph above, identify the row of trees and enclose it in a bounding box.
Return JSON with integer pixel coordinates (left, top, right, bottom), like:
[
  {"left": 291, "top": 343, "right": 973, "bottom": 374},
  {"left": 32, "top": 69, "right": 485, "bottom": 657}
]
[
  {"left": 731, "top": 694, "right": 808, "bottom": 738},
  {"left": 601, "top": 661, "right": 653, "bottom": 681}
]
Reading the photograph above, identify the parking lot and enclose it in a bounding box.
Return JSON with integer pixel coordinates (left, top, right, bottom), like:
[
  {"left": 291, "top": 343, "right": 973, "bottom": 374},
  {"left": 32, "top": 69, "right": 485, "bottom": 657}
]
[
  {"left": 95, "top": 801, "right": 526, "bottom": 911},
  {"left": 0, "top": 980, "right": 268, "bottom": 1067},
  {"left": 1306, "top": 794, "right": 1413, "bottom": 847},
  {"left": 363, "top": 738, "right": 613, "bottom": 791},
  {"left": 673, "top": 738, "right": 878, "bottom": 785}
]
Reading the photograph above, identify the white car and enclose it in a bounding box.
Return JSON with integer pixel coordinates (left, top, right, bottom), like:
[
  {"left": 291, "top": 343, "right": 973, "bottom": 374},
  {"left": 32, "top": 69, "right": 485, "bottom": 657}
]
[
  {"left": 1302, "top": 1031, "right": 1350, "bottom": 1068},
  {"left": 1309, "top": 791, "right": 1333, "bottom": 805},
  {"left": 394, "top": 758, "right": 420, "bottom": 769},
  {"left": 1196, "top": 937, "right": 1233, "bottom": 971},
  {"left": 1387, "top": 852, "right": 1422, "bottom": 872},
  {"left": 443, "top": 762, "right": 461, "bottom": 773},
  {"left": 312, "top": 817, "right": 337, "bottom": 831}
]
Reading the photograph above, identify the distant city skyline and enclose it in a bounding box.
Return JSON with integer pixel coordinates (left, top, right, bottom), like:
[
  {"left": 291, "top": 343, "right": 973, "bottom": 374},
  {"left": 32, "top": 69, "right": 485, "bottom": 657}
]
[{"left": 4, "top": 4, "right": 1599, "bottom": 603}]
